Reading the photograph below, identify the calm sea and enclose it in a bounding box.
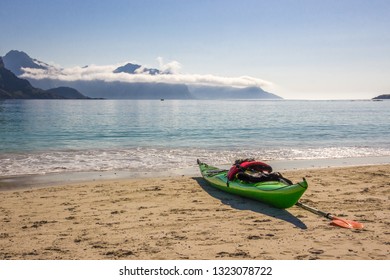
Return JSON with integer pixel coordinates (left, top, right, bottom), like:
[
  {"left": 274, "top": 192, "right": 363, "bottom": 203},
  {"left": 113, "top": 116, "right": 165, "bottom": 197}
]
[{"left": 1, "top": 99, "right": 389, "bottom": 176}]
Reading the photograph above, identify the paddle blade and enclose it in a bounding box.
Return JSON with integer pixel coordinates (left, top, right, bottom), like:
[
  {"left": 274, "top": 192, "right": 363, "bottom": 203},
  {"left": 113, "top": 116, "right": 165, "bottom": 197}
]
[{"left": 330, "top": 217, "right": 364, "bottom": 229}]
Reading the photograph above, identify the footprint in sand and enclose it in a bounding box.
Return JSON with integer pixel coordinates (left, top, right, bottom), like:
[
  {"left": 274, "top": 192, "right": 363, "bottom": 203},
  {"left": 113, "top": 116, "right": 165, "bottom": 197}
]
[{"left": 308, "top": 248, "right": 324, "bottom": 255}]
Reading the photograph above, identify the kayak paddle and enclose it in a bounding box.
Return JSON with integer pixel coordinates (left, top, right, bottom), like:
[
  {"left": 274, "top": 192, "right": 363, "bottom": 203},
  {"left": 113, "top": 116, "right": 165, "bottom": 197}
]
[{"left": 296, "top": 201, "right": 364, "bottom": 229}]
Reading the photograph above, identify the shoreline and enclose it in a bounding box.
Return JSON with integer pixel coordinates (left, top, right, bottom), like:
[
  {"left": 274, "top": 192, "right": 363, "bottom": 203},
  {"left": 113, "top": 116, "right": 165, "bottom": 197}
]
[
  {"left": 1, "top": 156, "right": 390, "bottom": 191},
  {"left": 0, "top": 163, "right": 389, "bottom": 260}
]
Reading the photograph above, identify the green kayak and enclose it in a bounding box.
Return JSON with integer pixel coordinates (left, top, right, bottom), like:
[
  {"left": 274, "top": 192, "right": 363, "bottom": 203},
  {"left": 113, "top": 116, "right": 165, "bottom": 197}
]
[{"left": 197, "top": 159, "right": 308, "bottom": 209}]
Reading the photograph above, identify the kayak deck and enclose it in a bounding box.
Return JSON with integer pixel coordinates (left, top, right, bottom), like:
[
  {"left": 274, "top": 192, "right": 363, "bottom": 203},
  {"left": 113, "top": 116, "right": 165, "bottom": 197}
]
[{"left": 198, "top": 160, "right": 308, "bottom": 209}]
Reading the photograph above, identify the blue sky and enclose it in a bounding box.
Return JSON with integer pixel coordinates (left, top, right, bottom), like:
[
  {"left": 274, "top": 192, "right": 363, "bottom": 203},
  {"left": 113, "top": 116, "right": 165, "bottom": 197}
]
[{"left": 1, "top": 0, "right": 389, "bottom": 99}]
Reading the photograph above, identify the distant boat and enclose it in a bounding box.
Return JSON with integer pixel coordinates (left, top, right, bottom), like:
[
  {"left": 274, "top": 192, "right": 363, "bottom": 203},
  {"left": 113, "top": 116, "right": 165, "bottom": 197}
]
[{"left": 160, "top": 99, "right": 164, "bottom": 101}]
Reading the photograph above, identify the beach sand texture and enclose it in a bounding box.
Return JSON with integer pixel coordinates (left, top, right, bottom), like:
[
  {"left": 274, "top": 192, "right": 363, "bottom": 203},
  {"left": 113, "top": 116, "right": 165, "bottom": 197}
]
[{"left": 0, "top": 165, "right": 389, "bottom": 260}]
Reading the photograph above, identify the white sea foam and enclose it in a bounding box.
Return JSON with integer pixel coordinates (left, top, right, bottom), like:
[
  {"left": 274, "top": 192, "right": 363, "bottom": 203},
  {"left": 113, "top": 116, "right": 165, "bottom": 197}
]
[{"left": 1, "top": 146, "right": 390, "bottom": 177}]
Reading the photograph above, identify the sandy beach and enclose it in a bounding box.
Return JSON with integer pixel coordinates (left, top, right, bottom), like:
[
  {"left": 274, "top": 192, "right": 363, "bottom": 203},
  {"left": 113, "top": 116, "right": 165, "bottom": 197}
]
[{"left": 0, "top": 164, "right": 389, "bottom": 260}]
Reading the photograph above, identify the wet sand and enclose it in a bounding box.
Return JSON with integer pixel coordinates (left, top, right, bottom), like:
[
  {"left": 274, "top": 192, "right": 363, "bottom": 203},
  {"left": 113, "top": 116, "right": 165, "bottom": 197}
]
[{"left": 0, "top": 164, "right": 389, "bottom": 260}]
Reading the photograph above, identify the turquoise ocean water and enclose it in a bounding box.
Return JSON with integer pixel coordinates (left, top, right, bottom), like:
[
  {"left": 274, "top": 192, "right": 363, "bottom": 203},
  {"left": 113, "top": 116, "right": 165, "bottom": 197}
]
[{"left": 1, "top": 99, "right": 389, "bottom": 176}]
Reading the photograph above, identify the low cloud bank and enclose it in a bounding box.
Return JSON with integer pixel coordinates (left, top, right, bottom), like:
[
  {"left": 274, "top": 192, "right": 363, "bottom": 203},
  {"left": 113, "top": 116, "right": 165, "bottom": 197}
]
[{"left": 20, "top": 58, "right": 273, "bottom": 89}]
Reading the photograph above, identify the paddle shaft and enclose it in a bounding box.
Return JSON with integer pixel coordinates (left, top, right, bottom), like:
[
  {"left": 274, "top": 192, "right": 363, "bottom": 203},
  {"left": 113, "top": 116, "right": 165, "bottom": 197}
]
[{"left": 295, "top": 201, "right": 333, "bottom": 220}]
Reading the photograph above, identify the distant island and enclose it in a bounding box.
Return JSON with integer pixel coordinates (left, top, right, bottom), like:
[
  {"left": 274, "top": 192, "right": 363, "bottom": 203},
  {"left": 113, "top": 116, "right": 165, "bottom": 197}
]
[
  {"left": 2, "top": 50, "right": 282, "bottom": 100},
  {"left": 0, "top": 56, "right": 90, "bottom": 99},
  {"left": 372, "top": 94, "right": 390, "bottom": 100}
]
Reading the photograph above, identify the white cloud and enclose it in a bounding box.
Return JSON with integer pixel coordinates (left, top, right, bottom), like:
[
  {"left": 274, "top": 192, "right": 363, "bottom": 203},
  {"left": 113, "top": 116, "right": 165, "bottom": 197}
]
[
  {"left": 157, "top": 57, "right": 182, "bottom": 74},
  {"left": 20, "top": 58, "right": 273, "bottom": 89}
]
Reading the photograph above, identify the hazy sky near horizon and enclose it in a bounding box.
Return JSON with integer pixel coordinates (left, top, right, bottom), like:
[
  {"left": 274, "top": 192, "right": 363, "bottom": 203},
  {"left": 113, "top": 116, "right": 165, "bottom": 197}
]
[{"left": 1, "top": 0, "right": 389, "bottom": 99}]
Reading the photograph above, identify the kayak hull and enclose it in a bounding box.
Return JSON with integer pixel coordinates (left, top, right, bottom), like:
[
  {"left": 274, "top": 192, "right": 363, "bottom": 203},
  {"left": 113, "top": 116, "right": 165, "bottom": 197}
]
[{"left": 198, "top": 161, "right": 308, "bottom": 209}]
